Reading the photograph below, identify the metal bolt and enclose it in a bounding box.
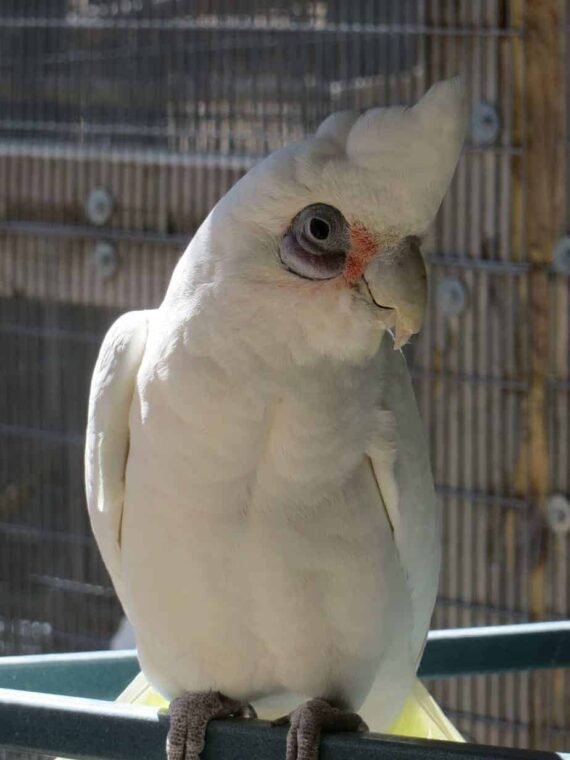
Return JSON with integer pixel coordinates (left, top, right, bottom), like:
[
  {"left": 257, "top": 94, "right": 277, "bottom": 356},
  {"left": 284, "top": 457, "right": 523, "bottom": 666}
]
[
  {"left": 86, "top": 187, "right": 114, "bottom": 226},
  {"left": 437, "top": 277, "right": 467, "bottom": 317},
  {"left": 546, "top": 493, "right": 570, "bottom": 535},
  {"left": 553, "top": 236, "right": 570, "bottom": 275},
  {"left": 470, "top": 102, "right": 501, "bottom": 147},
  {"left": 92, "top": 242, "right": 119, "bottom": 279}
]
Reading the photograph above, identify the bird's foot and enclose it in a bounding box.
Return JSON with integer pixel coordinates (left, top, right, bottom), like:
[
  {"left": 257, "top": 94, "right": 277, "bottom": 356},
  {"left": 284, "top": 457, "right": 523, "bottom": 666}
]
[
  {"left": 273, "top": 698, "right": 368, "bottom": 760},
  {"left": 167, "top": 691, "right": 257, "bottom": 760}
]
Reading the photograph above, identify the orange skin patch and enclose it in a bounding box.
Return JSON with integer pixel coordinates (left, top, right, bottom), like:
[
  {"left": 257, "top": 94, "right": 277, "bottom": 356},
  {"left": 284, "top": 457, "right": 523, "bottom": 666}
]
[{"left": 343, "top": 224, "right": 378, "bottom": 284}]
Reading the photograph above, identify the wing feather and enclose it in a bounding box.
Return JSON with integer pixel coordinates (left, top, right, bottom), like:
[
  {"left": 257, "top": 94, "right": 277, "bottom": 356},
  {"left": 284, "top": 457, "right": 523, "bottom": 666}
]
[
  {"left": 85, "top": 310, "right": 149, "bottom": 589},
  {"left": 367, "top": 333, "right": 441, "bottom": 660}
]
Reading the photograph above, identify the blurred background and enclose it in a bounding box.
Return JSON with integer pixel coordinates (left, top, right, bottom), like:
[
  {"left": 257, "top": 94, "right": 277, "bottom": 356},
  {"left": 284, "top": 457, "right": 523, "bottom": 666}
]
[{"left": 0, "top": 0, "right": 568, "bottom": 752}]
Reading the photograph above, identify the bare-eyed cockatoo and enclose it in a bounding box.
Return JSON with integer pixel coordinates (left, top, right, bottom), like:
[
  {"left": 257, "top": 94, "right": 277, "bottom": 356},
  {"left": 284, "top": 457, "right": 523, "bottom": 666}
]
[{"left": 86, "top": 78, "right": 466, "bottom": 760}]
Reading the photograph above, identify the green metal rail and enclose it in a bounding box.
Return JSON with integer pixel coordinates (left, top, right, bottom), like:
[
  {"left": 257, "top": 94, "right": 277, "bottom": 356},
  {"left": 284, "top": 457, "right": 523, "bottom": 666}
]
[
  {"left": 0, "top": 622, "right": 568, "bottom": 760},
  {"left": 0, "top": 622, "right": 568, "bottom": 700},
  {"left": 419, "top": 621, "right": 570, "bottom": 678},
  {"left": 0, "top": 650, "right": 139, "bottom": 700}
]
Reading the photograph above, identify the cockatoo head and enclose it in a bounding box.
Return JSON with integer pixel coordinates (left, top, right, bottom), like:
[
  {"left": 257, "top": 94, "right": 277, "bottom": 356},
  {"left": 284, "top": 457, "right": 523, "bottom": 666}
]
[{"left": 171, "top": 78, "right": 466, "bottom": 365}]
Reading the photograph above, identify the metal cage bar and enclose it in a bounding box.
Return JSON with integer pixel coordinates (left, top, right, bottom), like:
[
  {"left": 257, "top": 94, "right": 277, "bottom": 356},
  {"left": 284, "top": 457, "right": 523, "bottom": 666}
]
[
  {"left": 0, "top": 689, "right": 568, "bottom": 760},
  {"left": 0, "top": 623, "right": 568, "bottom": 760}
]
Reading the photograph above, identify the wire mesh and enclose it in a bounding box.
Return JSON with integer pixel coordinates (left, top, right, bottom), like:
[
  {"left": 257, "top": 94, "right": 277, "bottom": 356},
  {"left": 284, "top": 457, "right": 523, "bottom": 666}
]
[{"left": 0, "top": 0, "right": 568, "bottom": 752}]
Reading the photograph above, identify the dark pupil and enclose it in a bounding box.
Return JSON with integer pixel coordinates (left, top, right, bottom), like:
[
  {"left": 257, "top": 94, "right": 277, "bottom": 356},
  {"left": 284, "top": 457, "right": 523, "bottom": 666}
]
[{"left": 309, "top": 217, "right": 330, "bottom": 241}]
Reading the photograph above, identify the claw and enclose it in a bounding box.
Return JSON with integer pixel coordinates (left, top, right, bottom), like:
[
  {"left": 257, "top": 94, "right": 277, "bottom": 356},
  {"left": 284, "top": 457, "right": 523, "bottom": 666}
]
[
  {"left": 274, "top": 698, "right": 368, "bottom": 760},
  {"left": 167, "top": 691, "right": 257, "bottom": 760}
]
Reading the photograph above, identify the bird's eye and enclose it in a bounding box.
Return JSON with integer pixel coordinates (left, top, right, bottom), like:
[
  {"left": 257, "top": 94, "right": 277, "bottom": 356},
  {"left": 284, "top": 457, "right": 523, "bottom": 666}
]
[
  {"left": 294, "top": 203, "right": 349, "bottom": 252},
  {"left": 278, "top": 203, "right": 350, "bottom": 281},
  {"left": 307, "top": 216, "right": 330, "bottom": 241}
]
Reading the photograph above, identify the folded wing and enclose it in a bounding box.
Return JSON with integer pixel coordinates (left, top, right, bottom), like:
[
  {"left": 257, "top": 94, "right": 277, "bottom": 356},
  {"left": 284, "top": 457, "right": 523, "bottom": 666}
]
[
  {"left": 85, "top": 310, "right": 149, "bottom": 593},
  {"left": 367, "top": 333, "right": 442, "bottom": 662}
]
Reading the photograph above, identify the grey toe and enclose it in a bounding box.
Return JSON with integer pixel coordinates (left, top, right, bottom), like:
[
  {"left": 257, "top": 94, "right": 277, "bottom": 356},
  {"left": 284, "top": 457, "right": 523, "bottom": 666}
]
[{"left": 167, "top": 691, "right": 254, "bottom": 760}]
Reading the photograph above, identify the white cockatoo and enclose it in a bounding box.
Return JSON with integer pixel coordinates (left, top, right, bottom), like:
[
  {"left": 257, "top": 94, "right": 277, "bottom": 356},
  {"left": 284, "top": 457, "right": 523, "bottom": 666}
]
[{"left": 86, "top": 79, "right": 466, "bottom": 760}]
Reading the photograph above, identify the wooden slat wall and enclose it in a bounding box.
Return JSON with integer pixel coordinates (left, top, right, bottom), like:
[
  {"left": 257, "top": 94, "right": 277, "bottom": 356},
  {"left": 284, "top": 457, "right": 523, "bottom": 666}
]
[
  {"left": 416, "top": 0, "right": 569, "bottom": 751},
  {"left": 0, "top": 148, "right": 249, "bottom": 308}
]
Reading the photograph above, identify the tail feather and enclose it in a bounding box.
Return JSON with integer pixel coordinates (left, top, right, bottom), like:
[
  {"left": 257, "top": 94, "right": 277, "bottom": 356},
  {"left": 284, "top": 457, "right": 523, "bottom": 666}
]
[{"left": 387, "top": 680, "right": 464, "bottom": 741}]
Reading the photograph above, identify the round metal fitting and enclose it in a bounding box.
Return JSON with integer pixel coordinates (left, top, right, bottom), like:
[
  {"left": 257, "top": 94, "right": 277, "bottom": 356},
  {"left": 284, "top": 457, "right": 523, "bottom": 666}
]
[
  {"left": 86, "top": 187, "right": 114, "bottom": 226},
  {"left": 546, "top": 493, "right": 570, "bottom": 535},
  {"left": 470, "top": 102, "right": 501, "bottom": 147},
  {"left": 436, "top": 277, "right": 467, "bottom": 317},
  {"left": 92, "top": 242, "right": 119, "bottom": 279},
  {"left": 553, "top": 236, "right": 570, "bottom": 275}
]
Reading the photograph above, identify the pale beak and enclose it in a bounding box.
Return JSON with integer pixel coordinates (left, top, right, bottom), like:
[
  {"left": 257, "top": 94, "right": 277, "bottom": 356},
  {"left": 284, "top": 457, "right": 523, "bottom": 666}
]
[{"left": 362, "top": 236, "right": 427, "bottom": 349}]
